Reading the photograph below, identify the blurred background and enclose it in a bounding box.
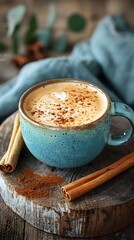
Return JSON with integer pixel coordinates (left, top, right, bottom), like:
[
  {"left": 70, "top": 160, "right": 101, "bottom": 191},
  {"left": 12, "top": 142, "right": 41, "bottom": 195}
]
[{"left": 0, "top": 0, "right": 134, "bottom": 83}]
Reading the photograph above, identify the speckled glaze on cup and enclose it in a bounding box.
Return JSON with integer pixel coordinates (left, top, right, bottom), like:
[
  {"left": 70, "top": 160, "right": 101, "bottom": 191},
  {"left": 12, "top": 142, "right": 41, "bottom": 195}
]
[{"left": 19, "top": 79, "right": 134, "bottom": 168}]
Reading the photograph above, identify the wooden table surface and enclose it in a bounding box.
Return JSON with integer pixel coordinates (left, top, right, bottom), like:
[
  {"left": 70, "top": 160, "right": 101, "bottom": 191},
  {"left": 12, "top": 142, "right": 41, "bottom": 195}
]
[{"left": 0, "top": 192, "right": 134, "bottom": 240}]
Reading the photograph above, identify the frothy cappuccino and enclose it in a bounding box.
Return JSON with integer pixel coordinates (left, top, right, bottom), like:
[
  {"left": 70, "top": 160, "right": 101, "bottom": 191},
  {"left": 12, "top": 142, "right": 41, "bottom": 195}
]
[{"left": 23, "top": 81, "right": 108, "bottom": 127}]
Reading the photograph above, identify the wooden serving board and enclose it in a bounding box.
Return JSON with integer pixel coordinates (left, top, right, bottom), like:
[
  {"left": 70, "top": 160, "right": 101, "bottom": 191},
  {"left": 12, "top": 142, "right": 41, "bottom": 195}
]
[{"left": 0, "top": 113, "right": 134, "bottom": 238}]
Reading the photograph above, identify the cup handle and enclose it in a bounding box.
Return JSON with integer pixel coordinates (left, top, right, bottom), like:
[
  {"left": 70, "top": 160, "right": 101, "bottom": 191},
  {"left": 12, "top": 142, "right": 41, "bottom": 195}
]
[{"left": 107, "top": 102, "right": 134, "bottom": 146}]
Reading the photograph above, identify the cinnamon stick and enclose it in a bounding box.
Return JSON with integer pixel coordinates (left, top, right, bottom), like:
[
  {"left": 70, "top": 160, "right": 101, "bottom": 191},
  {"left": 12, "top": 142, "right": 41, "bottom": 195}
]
[
  {"left": 0, "top": 154, "right": 6, "bottom": 171},
  {"left": 5, "top": 113, "right": 20, "bottom": 160},
  {"left": 0, "top": 114, "right": 24, "bottom": 172},
  {"left": 61, "top": 152, "right": 134, "bottom": 201}
]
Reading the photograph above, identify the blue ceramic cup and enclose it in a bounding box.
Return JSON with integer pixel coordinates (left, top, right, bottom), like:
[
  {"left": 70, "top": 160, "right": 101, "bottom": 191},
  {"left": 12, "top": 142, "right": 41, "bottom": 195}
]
[{"left": 19, "top": 79, "right": 134, "bottom": 168}]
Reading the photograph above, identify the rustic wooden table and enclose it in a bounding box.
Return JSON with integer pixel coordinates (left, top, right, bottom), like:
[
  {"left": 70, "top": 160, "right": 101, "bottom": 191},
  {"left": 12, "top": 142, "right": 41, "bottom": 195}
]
[{"left": 0, "top": 193, "right": 134, "bottom": 240}]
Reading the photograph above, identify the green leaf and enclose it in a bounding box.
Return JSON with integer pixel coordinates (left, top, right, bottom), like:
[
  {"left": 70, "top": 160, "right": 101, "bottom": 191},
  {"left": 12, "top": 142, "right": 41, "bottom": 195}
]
[
  {"left": 53, "top": 35, "right": 68, "bottom": 52},
  {"left": 68, "top": 13, "right": 86, "bottom": 32},
  {"left": 28, "top": 14, "right": 38, "bottom": 32},
  {"left": 0, "top": 41, "right": 8, "bottom": 52},
  {"left": 46, "top": 4, "right": 57, "bottom": 29},
  {"left": 7, "top": 4, "right": 27, "bottom": 36},
  {"left": 36, "top": 28, "right": 52, "bottom": 48},
  {"left": 12, "top": 32, "right": 19, "bottom": 54},
  {"left": 23, "top": 14, "right": 38, "bottom": 45},
  {"left": 23, "top": 30, "right": 37, "bottom": 45}
]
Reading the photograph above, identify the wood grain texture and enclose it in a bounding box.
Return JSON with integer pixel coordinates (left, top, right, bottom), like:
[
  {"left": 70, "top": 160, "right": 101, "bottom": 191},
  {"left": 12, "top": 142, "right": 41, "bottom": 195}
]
[
  {"left": 0, "top": 195, "right": 24, "bottom": 240},
  {"left": 0, "top": 191, "right": 134, "bottom": 240},
  {"left": 0, "top": 113, "right": 134, "bottom": 238},
  {"left": 0, "top": 195, "right": 134, "bottom": 240}
]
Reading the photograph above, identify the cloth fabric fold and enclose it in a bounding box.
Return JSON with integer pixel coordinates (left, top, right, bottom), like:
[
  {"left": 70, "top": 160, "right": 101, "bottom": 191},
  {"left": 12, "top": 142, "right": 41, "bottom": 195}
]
[{"left": 0, "top": 14, "right": 134, "bottom": 122}]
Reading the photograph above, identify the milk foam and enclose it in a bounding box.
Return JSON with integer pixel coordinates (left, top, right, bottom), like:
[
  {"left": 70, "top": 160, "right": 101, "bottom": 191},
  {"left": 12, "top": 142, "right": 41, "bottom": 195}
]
[{"left": 23, "top": 81, "right": 108, "bottom": 127}]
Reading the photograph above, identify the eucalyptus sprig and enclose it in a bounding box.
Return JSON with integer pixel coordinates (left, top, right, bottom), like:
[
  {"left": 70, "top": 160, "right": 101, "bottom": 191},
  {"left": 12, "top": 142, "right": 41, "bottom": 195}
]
[{"left": 0, "top": 3, "right": 87, "bottom": 55}]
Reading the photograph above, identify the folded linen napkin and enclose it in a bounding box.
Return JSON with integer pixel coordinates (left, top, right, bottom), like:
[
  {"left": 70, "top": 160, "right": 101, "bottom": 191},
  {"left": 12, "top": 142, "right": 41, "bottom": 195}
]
[{"left": 0, "top": 14, "right": 134, "bottom": 122}]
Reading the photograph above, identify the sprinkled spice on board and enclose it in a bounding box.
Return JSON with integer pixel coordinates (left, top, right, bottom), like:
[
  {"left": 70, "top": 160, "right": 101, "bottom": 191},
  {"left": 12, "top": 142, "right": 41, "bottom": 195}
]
[{"left": 15, "top": 168, "right": 65, "bottom": 199}]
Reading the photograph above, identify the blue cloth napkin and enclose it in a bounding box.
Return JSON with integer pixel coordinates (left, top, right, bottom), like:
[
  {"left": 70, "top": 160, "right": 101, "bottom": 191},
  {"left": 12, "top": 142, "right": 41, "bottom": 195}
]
[{"left": 0, "top": 14, "right": 134, "bottom": 122}]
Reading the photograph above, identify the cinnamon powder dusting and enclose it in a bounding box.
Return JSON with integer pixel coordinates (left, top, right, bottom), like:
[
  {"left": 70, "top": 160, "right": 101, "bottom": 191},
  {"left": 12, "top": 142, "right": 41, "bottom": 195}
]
[
  {"left": 23, "top": 82, "right": 107, "bottom": 128},
  {"left": 15, "top": 168, "right": 65, "bottom": 199}
]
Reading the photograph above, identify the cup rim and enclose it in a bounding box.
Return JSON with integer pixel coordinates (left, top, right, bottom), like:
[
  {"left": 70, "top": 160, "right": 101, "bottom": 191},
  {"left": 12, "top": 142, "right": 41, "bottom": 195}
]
[{"left": 19, "top": 78, "right": 111, "bottom": 131}]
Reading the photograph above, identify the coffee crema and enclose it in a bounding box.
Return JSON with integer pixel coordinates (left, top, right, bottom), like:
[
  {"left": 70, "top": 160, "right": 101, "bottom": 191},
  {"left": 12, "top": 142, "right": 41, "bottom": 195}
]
[{"left": 23, "top": 81, "right": 108, "bottom": 127}]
